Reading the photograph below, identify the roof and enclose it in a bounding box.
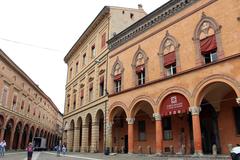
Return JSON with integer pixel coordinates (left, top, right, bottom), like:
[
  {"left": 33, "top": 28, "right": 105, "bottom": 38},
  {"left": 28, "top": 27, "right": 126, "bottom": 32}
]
[
  {"left": 0, "top": 49, "right": 62, "bottom": 115},
  {"left": 107, "top": 0, "right": 198, "bottom": 50}
]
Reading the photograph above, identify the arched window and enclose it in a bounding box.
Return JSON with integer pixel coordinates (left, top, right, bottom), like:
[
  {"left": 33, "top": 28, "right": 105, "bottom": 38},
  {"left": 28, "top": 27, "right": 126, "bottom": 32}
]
[
  {"left": 111, "top": 57, "right": 124, "bottom": 93},
  {"left": 159, "top": 32, "right": 180, "bottom": 77},
  {"left": 193, "top": 13, "right": 223, "bottom": 65},
  {"left": 132, "top": 46, "right": 148, "bottom": 86}
]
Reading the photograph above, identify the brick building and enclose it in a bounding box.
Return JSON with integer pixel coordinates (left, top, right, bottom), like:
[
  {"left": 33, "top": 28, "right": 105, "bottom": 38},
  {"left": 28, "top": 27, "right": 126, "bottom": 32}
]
[
  {"left": 63, "top": 5, "right": 146, "bottom": 152},
  {"left": 107, "top": 0, "right": 240, "bottom": 155},
  {"left": 0, "top": 50, "right": 63, "bottom": 150}
]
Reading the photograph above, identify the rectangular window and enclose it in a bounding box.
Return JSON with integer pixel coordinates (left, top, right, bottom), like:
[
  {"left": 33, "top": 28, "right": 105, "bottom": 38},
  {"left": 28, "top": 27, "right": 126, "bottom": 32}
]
[
  {"left": 69, "top": 68, "right": 73, "bottom": 80},
  {"left": 21, "top": 100, "right": 25, "bottom": 110},
  {"left": 101, "top": 33, "right": 106, "bottom": 48},
  {"left": 89, "top": 88, "right": 93, "bottom": 102},
  {"left": 91, "top": 45, "right": 96, "bottom": 58},
  {"left": 80, "top": 89, "right": 84, "bottom": 106},
  {"left": 75, "top": 62, "right": 79, "bottom": 74},
  {"left": 204, "top": 50, "right": 217, "bottom": 64},
  {"left": 234, "top": 107, "right": 240, "bottom": 134},
  {"left": 115, "top": 80, "right": 121, "bottom": 93},
  {"left": 67, "top": 97, "right": 70, "bottom": 113},
  {"left": 99, "top": 82, "right": 104, "bottom": 97},
  {"left": 1, "top": 87, "right": 8, "bottom": 106},
  {"left": 162, "top": 116, "right": 172, "bottom": 140},
  {"left": 138, "top": 120, "right": 146, "bottom": 141},
  {"left": 83, "top": 53, "right": 86, "bottom": 66},
  {"left": 12, "top": 95, "right": 17, "bottom": 111},
  {"left": 80, "top": 96, "right": 84, "bottom": 106},
  {"left": 166, "top": 64, "right": 176, "bottom": 76},
  {"left": 27, "top": 104, "right": 30, "bottom": 112},
  {"left": 73, "top": 94, "right": 76, "bottom": 110},
  {"left": 137, "top": 71, "right": 145, "bottom": 85}
]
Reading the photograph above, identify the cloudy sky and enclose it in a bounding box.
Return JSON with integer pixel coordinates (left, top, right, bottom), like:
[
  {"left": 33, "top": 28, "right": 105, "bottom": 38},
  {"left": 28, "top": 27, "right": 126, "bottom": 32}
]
[{"left": 0, "top": 0, "right": 168, "bottom": 113}]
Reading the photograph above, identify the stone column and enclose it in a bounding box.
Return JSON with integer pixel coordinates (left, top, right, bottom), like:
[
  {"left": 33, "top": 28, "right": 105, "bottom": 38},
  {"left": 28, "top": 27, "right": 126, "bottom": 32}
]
[
  {"left": 9, "top": 125, "right": 17, "bottom": 150},
  {"left": 126, "top": 118, "right": 135, "bottom": 154},
  {"left": 91, "top": 122, "right": 99, "bottom": 153},
  {"left": 153, "top": 113, "right": 163, "bottom": 155},
  {"left": 25, "top": 129, "right": 31, "bottom": 148},
  {"left": 17, "top": 128, "right": 24, "bottom": 149},
  {"left": 106, "top": 121, "right": 113, "bottom": 152},
  {"left": 81, "top": 124, "right": 88, "bottom": 152},
  {"left": 189, "top": 106, "right": 202, "bottom": 155},
  {"left": 73, "top": 127, "right": 80, "bottom": 152},
  {"left": 67, "top": 129, "right": 73, "bottom": 151}
]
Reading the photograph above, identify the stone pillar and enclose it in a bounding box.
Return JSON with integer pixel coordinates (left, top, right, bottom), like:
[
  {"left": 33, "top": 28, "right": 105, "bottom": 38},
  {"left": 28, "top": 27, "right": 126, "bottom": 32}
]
[
  {"left": 25, "top": 129, "right": 31, "bottom": 148},
  {"left": 91, "top": 122, "right": 99, "bottom": 153},
  {"left": 127, "top": 118, "right": 135, "bottom": 154},
  {"left": 67, "top": 129, "right": 73, "bottom": 151},
  {"left": 153, "top": 113, "right": 163, "bottom": 155},
  {"left": 189, "top": 106, "right": 202, "bottom": 155},
  {"left": 17, "top": 128, "right": 24, "bottom": 149},
  {"left": 73, "top": 127, "right": 80, "bottom": 152},
  {"left": 9, "top": 125, "right": 17, "bottom": 150},
  {"left": 81, "top": 124, "right": 88, "bottom": 152},
  {"left": 106, "top": 121, "right": 113, "bottom": 152}
]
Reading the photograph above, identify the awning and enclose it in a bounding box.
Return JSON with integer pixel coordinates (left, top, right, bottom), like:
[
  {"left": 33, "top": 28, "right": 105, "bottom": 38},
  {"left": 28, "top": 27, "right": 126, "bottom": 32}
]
[
  {"left": 160, "top": 93, "right": 189, "bottom": 117},
  {"left": 164, "top": 51, "right": 176, "bottom": 67},
  {"left": 114, "top": 74, "right": 121, "bottom": 81},
  {"left": 136, "top": 64, "right": 145, "bottom": 73},
  {"left": 200, "top": 34, "right": 217, "bottom": 55}
]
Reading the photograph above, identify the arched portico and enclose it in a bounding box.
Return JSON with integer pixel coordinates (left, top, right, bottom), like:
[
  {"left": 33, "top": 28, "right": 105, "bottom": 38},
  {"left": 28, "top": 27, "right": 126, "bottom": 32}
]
[
  {"left": 13, "top": 121, "right": 22, "bottom": 150},
  {"left": 67, "top": 119, "right": 75, "bottom": 151},
  {"left": 73, "top": 117, "right": 82, "bottom": 152},
  {"left": 4, "top": 118, "right": 15, "bottom": 149}
]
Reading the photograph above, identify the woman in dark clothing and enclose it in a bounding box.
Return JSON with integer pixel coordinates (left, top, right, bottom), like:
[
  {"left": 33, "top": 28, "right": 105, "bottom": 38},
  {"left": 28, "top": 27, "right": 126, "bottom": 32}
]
[{"left": 26, "top": 143, "right": 33, "bottom": 160}]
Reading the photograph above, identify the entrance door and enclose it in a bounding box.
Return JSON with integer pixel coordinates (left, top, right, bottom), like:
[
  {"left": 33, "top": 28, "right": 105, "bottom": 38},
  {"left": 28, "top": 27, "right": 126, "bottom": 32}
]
[
  {"left": 124, "top": 135, "right": 128, "bottom": 153},
  {"left": 200, "top": 100, "right": 221, "bottom": 154}
]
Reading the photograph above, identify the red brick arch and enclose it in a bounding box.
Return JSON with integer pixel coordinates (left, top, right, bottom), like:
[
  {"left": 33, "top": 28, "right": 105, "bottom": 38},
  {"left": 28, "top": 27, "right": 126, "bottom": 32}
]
[{"left": 109, "top": 101, "right": 129, "bottom": 121}]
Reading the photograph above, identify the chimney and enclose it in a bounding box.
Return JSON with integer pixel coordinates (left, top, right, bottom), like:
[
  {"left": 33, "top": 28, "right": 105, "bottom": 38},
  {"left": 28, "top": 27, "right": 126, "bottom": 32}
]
[{"left": 138, "top": 4, "right": 143, "bottom": 9}]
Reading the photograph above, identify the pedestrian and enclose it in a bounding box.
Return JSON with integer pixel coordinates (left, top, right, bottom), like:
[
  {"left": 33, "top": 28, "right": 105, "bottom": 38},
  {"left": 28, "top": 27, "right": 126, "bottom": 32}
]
[
  {"left": 55, "top": 144, "right": 61, "bottom": 156},
  {"left": 62, "top": 144, "right": 66, "bottom": 155},
  {"left": 0, "top": 140, "right": 3, "bottom": 157},
  {"left": 1, "top": 140, "right": 6, "bottom": 157},
  {"left": 26, "top": 142, "right": 33, "bottom": 160}
]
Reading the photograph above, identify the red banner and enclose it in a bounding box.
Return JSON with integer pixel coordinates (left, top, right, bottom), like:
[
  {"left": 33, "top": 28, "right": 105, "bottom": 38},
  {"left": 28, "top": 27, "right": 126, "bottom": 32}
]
[{"left": 160, "top": 93, "right": 189, "bottom": 117}]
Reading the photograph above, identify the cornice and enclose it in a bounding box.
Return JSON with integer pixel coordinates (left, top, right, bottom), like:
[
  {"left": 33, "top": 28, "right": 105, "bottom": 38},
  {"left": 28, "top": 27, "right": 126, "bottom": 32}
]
[{"left": 108, "top": 0, "right": 198, "bottom": 51}]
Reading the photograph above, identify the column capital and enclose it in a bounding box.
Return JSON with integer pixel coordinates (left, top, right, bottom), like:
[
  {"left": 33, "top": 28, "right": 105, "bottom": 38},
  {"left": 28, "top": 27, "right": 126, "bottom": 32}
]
[
  {"left": 82, "top": 124, "right": 88, "bottom": 128},
  {"left": 92, "top": 122, "right": 98, "bottom": 126},
  {"left": 153, "top": 113, "right": 161, "bottom": 121},
  {"left": 236, "top": 97, "right": 240, "bottom": 105},
  {"left": 107, "top": 121, "right": 113, "bottom": 128},
  {"left": 126, "top": 118, "right": 135, "bottom": 124},
  {"left": 189, "top": 106, "right": 201, "bottom": 115}
]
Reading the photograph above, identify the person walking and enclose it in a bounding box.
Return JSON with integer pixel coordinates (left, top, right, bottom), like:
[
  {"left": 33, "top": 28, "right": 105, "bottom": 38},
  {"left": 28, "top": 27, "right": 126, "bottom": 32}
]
[
  {"left": 55, "top": 144, "right": 61, "bottom": 156},
  {"left": 1, "top": 140, "right": 6, "bottom": 157},
  {"left": 62, "top": 145, "right": 66, "bottom": 155},
  {"left": 26, "top": 143, "right": 33, "bottom": 160},
  {"left": 0, "top": 140, "right": 3, "bottom": 157}
]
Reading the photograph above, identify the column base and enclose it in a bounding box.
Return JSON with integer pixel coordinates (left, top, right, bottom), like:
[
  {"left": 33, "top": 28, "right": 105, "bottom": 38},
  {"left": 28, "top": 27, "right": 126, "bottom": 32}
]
[
  {"left": 155, "top": 152, "right": 162, "bottom": 156},
  {"left": 193, "top": 151, "right": 203, "bottom": 156}
]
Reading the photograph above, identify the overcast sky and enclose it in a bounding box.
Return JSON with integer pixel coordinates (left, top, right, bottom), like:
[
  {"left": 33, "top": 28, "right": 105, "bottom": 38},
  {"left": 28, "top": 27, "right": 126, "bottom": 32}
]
[{"left": 0, "top": 0, "right": 169, "bottom": 113}]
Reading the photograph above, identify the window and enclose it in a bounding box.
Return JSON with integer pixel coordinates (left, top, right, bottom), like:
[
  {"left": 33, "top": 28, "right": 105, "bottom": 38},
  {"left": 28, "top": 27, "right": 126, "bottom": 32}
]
[
  {"left": 204, "top": 50, "right": 217, "bottom": 64},
  {"left": 101, "top": 33, "right": 106, "bottom": 48},
  {"left": 28, "top": 104, "right": 30, "bottom": 112},
  {"left": 89, "top": 83, "right": 93, "bottom": 102},
  {"left": 21, "top": 100, "right": 25, "bottom": 110},
  {"left": 234, "top": 107, "right": 240, "bottom": 134},
  {"left": 67, "top": 96, "right": 70, "bottom": 113},
  {"left": 80, "top": 89, "right": 84, "bottom": 106},
  {"left": 166, "top": 64, "right": 176, "bottom": 76},
  {"left": 115, "top": 79, "right": 121, "bottom": 93},
  {"left": 137, "top": 71, "right": 145, "bottom": 85},
  {"left": 75, "top": 62, "right": 79, "bottom": 74},
  {"left": 91, "top": 45, "right": 96, "bottom": 58},
  {"left": 162, "top": 116, "right": 172, "bottom": 140},
  {"left": 138, "top": 120, "right": 146, "bottom": 141},
  {"left": 12, "top": 95, "right": 17, "bottom": 111},
  {"left": 83, "top": 53, "right": 86, "bottom": 66},
  {"left": 73, "top": 94, "right": 76, "bottom": 110},
  {"left": 1, "top": 87, "right": 8, "bottom": 106},
  {"left": 69, "top": 68, "right": 72, "bottom": 80},
  {"left": 99, "top": 76, "right": 104, "bottom": 96}
]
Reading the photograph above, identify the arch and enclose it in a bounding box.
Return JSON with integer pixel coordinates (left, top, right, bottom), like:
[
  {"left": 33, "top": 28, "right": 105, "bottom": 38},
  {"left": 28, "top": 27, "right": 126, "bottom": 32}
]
[
  {"left": 111, "top": 57, "right": 124, "bottom": 77},
  {"left": 35, "top": 128, "right": 40, "bottom": 137},
  {"left": 192, "top": 74, "right": 240, "bottom": 106},
  {"left": 85, "top": 113, "right": 92, "bottom": 152},
  {"left": 109, "top": 101, "right": 129, "bottom": 121},
  {"left": 157, "top": 86, "right": 192, "bottom": 113},
  {"left": 129, "top": 95, "right": 156, "bottom": 114},
  {"left": 21, "top": 123, "right": 29, "bottom": 149},
  {"left": 130, "top": 99, "right": 155, "bottom": 118},
  {"left": 12, "top": 121, "right": 23, "bottom": 149},
  {"left": 29, "top": 126, "right": 35, "bottom": 143},
  {"left": 4, "top": 118, "right": 15, "bottom": 149},
  {"left": 193, "top": 13, "right": 224, "bottom": 65},
  {"left": 70, "top": 119, "right": 75, "bottom": 130},
  {"left": 95, "top": 109, "right": 104, "bottom": 123}
]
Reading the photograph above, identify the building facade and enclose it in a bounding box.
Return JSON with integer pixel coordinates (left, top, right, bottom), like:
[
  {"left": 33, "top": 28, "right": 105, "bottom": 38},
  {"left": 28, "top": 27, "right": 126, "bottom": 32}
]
[
  {"left": 63, "top": 6, "right": 146, "bottom": 152},
  {"left": 107, "top": 0, "right": 240, "bottom": 155},
  {"left": 0, "top": 50, "right": 63, "bottom": 150}
]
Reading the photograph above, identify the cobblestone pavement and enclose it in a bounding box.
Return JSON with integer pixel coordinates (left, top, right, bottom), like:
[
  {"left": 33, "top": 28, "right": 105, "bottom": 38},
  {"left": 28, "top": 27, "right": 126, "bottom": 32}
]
[{"left": 2, "top": 151, "right": 232, "bottom": 160}]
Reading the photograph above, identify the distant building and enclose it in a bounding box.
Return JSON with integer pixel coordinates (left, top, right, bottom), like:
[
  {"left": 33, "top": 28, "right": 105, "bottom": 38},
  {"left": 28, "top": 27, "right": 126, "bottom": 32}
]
[
  {"left": 63, "top": 5, "right": 146, "bottom": 152},
  {"left": 0, "top": 50, "right": 63, "bottom": 150},
  {"left": 107, "top": 0, "right": 240, "bottom": 155}
]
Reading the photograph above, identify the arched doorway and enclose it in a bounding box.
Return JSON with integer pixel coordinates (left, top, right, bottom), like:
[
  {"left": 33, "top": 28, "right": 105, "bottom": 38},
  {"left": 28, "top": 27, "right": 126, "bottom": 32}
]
[
  {"left": 96, "top": 110, "right": 104, "bottom": 152},
  {"left": 0, "top": 115, "right": 5, "bottom": 140},
  {"left": 77, "top": 117, "right": 82, "bottom": 152},
  {"left": 40, "top": 129, "right": 44, "bottom": 137},
  {"left": 4, "top": 118, "right": 14, "bottom": 149},
  {"left": 35, "top": 128, "right": 40, "bottom": 137},
  {"left": 111, "top": 106, "right": 128, "bottom": 153},
  {"left": 197, "top": 82, "right": 239, "bottom": 154},
  {"left": 131, "top": 100, "right": 155, "bottom": 154},
  {"left": 160, "top": 93, "right": 192, "bottom": 154},
  {"left": 12, "top": 121, "right": 22, "bottom": 149},
  {"left": 21, "top": 124, "right": 29, "bottom": 149},
  {"left": 29, "top": 127, "right": 34, "bottom": 144},
  {"left": 85, "top": 114, "right": 92, "bottom": 152}
]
